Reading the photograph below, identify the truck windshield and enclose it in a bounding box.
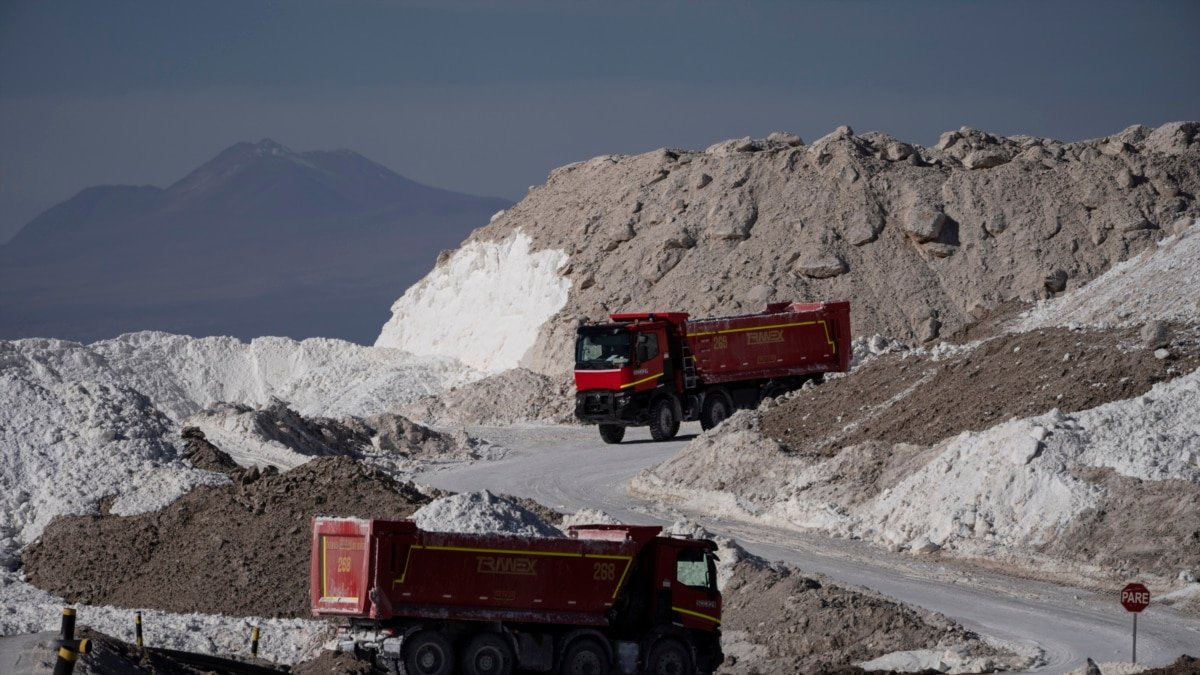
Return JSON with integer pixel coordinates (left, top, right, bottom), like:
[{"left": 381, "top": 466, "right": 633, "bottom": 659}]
[{"left": 576, "top": 328, "right": 631, "bottom": 370}]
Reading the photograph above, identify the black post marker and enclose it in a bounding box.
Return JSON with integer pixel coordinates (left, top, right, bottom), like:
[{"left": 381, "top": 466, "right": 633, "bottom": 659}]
[
  {"left": 58, "top": 607, "right": 76, "bottom": 643},
  {"left": 51, "top": 639, "right": 89, "bottom": 675}
]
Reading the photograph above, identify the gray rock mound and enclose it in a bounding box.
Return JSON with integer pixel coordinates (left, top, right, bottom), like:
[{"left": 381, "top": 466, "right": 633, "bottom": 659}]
[
  {"left": 412, "top": 490, "right": 563, "bottom": 537},
  {"left": 368, "top": 412, "right": 489, "bottom": 460},
  {"left": 179, "top": 426, "right": 239, "bottom": 474},
  {"left": 189, "top": 399, "right": 489, "bottom": 464},
  {"left": 401, "top": 368, "right": 575, "bottom": 426},
  {"left": 459, "top": 122, "right": 1199, "bottom": 377}
]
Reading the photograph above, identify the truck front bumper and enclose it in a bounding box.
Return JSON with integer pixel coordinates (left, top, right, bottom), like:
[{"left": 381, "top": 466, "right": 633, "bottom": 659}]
[{"left": 575, "top": 390, "right": 639, "bottom": 425}]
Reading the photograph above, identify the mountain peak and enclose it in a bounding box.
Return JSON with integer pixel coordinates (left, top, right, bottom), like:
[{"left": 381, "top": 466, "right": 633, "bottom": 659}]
[
  {"left": 164, "top": 138, "right": 306, "bottom": 199},
  {"left": 250, "top": 138, "right": 292, "bottom": 157},
  {"left": 219, "top": 138, "right": 298, "bottom": 164}
]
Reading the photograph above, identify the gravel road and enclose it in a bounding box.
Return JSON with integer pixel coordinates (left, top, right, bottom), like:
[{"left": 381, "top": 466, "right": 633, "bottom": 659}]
[
  {"left": 0, "top": 632, "right": 54, "bottom": 675},
  {"left": 418, "top": 423, "right": 1200, "bottom": 674}
]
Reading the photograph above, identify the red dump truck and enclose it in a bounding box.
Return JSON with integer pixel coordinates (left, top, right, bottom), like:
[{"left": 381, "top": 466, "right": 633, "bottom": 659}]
[
  {"left": 575, "top": 301, "right": 852, "bottom": 442},
  {"left": 311, "top": 517, "right": 723, "bottom": 675}
]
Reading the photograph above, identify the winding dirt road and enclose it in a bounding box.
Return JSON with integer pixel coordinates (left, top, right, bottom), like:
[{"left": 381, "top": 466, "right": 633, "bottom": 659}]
[{"left": 419, "top": 423, "right": 1200, "bottom": 674}]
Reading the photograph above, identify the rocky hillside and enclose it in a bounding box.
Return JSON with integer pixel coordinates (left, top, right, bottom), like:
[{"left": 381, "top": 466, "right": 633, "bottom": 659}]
[{"left": 380, "top": 122, "right": 1199, "bottom": 379}]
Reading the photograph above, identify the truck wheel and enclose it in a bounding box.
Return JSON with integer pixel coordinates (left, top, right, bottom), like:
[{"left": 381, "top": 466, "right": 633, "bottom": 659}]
[
  {"left": 646, "top": 639, "right": 693, "bottom": 675},
  {"left": 649, "top": 398, "right": 680, "bottom": 442},
  {"left": 761, "top": 381, "right": 789, "bottom": 402},
  {"left": 461, "top": 632, "right": 513, "bottom": 675},
  {"left": 598, "top": 424, "right": 625, "bottom": 444},
  {"left": 699, "top": 393, "right": 731, "bottom": 431},
  {"left": 559, "top": 637, "right": 609, "bottom": 675},
  {"left": 404, "top": 630, "right": 453, "bottom": 675}
]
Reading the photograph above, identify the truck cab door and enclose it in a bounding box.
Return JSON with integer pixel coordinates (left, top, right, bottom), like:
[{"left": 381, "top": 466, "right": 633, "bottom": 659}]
[
  {"left": 669, "top": 547, "right": 721, "bottom": 631},
  {"left": 653, "top": 543, "right": 721, "bottom": 632},
  {"left": 632, "top": 328, "right": 669, "bottom": 392}
]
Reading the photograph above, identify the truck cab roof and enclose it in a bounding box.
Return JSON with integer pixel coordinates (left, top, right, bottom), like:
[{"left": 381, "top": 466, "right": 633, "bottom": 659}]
[{"left": 608, "top": 311, "right": 690, "bottom": 327}]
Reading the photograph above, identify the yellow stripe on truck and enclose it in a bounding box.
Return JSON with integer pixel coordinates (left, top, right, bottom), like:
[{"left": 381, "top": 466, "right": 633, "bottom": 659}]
[
  {"left": 620, "top": 372, "right": 662, "bottom": 389},
  {"left": 672, "top": 606, "right": 721, "bottom": 624},
  {"left": 320, "top": 535, "right": 360, "bottom": 604},
  {"left": 611, "top": 558, "right": 634, "bottom": 599},
  {"left": 393, "top": 544, "right": 422, "bottom": 586}
]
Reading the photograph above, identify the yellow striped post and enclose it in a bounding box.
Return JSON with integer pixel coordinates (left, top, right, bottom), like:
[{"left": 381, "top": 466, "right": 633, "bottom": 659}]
[
  {"left": 51, "top": 638, "right": 89, "bottom": 675},
  {"left": 250, "top": 625, "right": 261, "bottom": 657},
  {"left": 134, "top": 612, "right": 143, "bottom": 647},
  {"left": 58, "top": 607, "right": 76, "bottom": 642}
]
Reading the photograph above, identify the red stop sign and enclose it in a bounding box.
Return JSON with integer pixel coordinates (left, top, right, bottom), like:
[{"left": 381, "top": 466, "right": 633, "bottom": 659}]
[{"left": 1121, "top": 583, "right": 1150, "bottom": 613}]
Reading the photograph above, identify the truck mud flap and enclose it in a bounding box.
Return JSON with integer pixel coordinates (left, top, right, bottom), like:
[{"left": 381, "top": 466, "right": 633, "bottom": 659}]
[{"left": 515, "top": 632, "right": 553, "bottom": 671}]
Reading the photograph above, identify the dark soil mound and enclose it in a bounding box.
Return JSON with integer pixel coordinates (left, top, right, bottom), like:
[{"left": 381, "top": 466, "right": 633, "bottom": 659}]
[
  {"left": 23, "top": 456, "right": 430, "bottom": 618},
  {"left": 400, "top": 368, "right": 575, "bottom": 426},
  {"left": 291, "top": 650, "right": 381, "bottom": 675},
  {"left": 1044, "top": 467, "right": 1200, "bottom": 580},
  {"left": 762, "top": 325, "right": 1200, "bottom": 454},
  {"left": 180, "top": 426, "right": 239, "bottom": 473},
  {"left": 1141, "top": 655, "right": 1200, "bottom": 675},
  {"left": 719, "top": 561, "right": 973, "bottom": 674},
  {"left": 235, "top": 399, "right": 373, "bottom": 458}
]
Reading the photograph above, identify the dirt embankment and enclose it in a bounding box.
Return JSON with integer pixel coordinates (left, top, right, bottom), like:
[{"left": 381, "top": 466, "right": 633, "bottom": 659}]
[
  {"left": 22, "top": 456, "right": 430, "bottom": 619},
  {"left": 187, "top": 399, "right": 492, "bottom": 468},
  {"left": 719, "top": 560, "right": 980, "bottom": 674},
  {"left": 1046, "top": 467, "right": 1200, "bottom": 582},
  {"left": 400, "top": 367, "right": 575, "bottom": 426},
  {"left": 761, "top": 324, "right": 1200, "bottom": 454},
  {"left": 1140, "top": 656, "right": 1200, "bottom": 675}
]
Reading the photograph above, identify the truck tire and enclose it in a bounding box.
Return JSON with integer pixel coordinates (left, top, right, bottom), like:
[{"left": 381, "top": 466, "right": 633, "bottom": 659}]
[
  {"left": 598, "top": 424, "right": 625, "bottom": 444},
  {"left": 649, "top": 398, "right": 680, "bottom": 442},
  {"left": 559, "top": 637, "right": 609, "bottom": 675},
  {"left": 404, "top": 630, "right": 454, "bottom": 675},
  {"left": 761, "top": 381, "right": 790, "bottom": 402},
  {"left": 461, "top": 632, "right": 513, "bottom": 675},
  {"left": 699, "top": 392, "right": 731, "bottom": 431},
  {"left": 646, "top": 638, "right": 693, "bottom": 675}
]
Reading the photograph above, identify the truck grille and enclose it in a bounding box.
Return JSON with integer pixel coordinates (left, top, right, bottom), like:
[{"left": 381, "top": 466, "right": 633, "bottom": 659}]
[{"left": 580, "top": 391, "right": 614, "bottom": 414}]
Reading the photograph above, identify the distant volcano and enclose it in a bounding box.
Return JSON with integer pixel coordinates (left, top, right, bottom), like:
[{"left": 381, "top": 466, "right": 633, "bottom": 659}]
[{"left": 0, "top": 139, "right": 511, "bottom": 343}]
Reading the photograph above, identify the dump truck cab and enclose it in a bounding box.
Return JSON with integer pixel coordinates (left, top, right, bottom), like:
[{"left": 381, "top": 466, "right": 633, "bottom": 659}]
[
  {"left": 574, "top": 313, "right": 690, "bottom": 442},
  {"left": 653, "top": 537, "right": 721, "bottom": 631},
  {"left": 569, "top": 524, "right": 721, "bottom": 633}
]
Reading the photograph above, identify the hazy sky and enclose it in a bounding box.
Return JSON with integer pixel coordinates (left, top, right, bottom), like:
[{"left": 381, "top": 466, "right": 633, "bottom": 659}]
[{"left": 2, "top": 0, "right": 1198, "bottom": 242}]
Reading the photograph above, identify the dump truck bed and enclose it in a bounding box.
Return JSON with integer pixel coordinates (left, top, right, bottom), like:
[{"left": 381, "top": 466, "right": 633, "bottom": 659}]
[
  {"left": 684, "top": 301, "right": 851, "bottom": 384},
  {"left": 312, "top": 518, "right": 661, "bottom": 625}
]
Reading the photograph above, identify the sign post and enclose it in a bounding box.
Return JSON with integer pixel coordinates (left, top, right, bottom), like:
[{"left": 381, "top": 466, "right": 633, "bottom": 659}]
[{"left": 1120, "top": 582, "right": 1150, "bottom": 663}]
